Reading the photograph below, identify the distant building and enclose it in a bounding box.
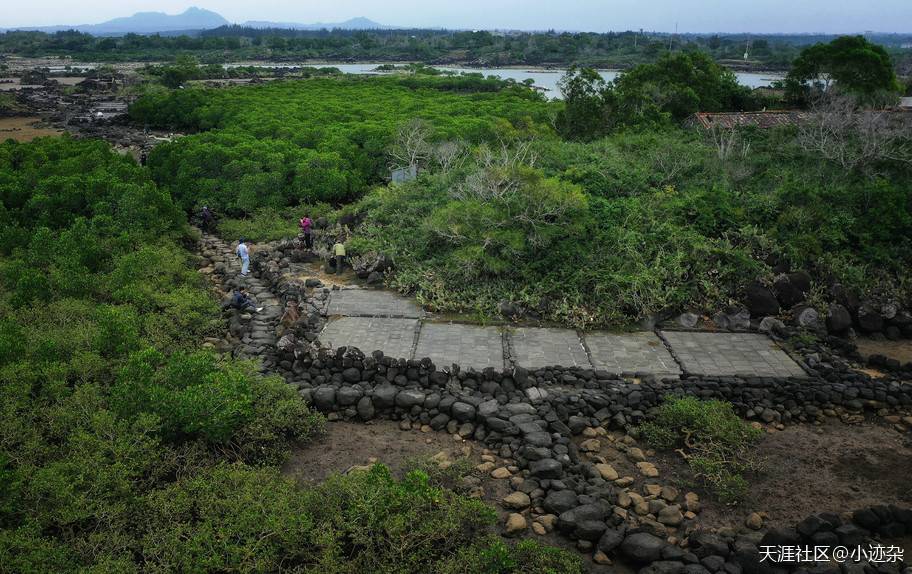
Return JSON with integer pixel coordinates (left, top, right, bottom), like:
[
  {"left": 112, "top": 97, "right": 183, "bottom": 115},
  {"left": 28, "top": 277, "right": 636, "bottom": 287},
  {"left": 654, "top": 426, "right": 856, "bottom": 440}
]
[
  {"left": 686, "top": 108, "right": 912, "bottom": 131},
  {"left": 390, "top": 165, "right": 418, "bottom": 184},
  {"left": 685, "top": 110, "right": 810, "bottom": 130},
  {"left": 901, "top": 97, "right": 912, "bottom": 109}
]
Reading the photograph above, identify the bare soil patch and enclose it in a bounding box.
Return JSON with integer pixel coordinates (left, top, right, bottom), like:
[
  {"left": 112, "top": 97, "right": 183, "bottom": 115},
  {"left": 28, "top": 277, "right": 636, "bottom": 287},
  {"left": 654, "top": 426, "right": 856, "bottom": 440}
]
[
  {"left": 282, "top": 419, "right": 477, "bottom": 484},
  {"left": 855, "top": 337, "right": 912, "bottom": 364},
  {"left": 0, "top": 117, "right": 63, "bottom": 141},
  {"left": 653, "top": 421, "right": 912, "bottom": 531}
]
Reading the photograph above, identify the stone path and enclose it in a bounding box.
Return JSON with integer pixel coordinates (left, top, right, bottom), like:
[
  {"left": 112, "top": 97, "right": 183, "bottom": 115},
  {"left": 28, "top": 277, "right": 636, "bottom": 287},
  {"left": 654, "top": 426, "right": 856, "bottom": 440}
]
[
  {"left": 661, "top": 331, "right": 808, "bottom": 378},
  {"left": 586, "top": 331, "right": 681, "bottom": 377},
  {"left": 317, "top": 289, "right": 807, "bottom": 378},
  {"left": 413, "top": 322, "right": 506, "bottom": 371},
  {"left": 202, "top": 246, "right": 806, "bottom": 378},
  {"left": 198, "top": 235, "right": 283, "bottom": 360},
  {"left": 320, "top": 317, "right": 419, "bottom": 359}
]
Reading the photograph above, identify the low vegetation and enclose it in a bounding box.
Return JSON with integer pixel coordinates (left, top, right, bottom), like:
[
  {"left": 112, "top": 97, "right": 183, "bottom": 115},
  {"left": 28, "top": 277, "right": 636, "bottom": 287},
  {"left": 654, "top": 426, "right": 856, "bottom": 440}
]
[
  {"left": 0, "top": 136, "right": 581, "bottom": 572},
  {"left": 637, "top": 397, "right": 763, "bottom": 504},
  {"left": 133, "top": 50, "right": 910, "bottom": 327}
]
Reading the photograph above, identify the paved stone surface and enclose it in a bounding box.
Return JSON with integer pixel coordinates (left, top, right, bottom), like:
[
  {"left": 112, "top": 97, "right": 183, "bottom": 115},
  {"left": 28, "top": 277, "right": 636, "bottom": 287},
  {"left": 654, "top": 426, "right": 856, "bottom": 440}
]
[
  {"left": 320, "top": 317, "right": 419, "bottom": 359},
  {"left": 585, "top": 331, "right": 681, "bottom": 376},
  {"left": 414, "top": 323, "right": 505, "bottom": 370},
  {"left": 660, "top": 331, "right": 806, "bottom": 377},
  {"left": 327, "top": 288, "right": 424, "bottom": 318},
  {"left": 508, "top": 328, "right": 592, "bottom": 370}
]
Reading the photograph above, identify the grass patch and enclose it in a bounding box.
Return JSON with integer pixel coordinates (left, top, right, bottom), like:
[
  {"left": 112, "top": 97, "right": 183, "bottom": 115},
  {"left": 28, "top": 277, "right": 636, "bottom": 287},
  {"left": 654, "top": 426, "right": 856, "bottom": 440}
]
[
  {"left": 637, "top": 396, "right": 763, "bottom": 504},
  {"left": 217, "top": 205, "right": 331, "bottom": 242}
]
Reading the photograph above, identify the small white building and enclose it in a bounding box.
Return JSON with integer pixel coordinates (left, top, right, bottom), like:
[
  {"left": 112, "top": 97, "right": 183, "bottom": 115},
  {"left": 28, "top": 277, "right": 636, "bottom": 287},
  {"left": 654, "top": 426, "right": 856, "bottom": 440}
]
[{"left": 901, "top": 96, "right": 912, "bottom": 109}]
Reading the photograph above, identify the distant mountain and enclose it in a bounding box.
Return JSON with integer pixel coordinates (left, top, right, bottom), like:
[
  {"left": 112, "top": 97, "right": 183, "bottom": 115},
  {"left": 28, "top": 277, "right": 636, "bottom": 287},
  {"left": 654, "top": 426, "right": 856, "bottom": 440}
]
[
  {"left": 5, "top": 7, "right": 229, "bottom": 35},
  {"left": 241, "top": 17, "right": 392, "bottom": 31}
]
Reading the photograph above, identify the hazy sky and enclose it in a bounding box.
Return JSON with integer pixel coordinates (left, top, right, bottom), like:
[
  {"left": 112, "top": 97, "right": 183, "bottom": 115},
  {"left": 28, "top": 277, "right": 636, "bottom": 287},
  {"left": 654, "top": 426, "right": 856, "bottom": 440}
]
[{"left": 2, "top": 0, "right": 910, "bottom": 33}]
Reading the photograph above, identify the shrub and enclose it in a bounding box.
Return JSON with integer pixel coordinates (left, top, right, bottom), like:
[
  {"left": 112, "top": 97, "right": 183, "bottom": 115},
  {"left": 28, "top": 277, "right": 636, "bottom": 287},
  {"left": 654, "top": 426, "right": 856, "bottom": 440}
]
[
  {"left": 638, "top": 396, "right": 763, "bottom": 503},
  {"left": 437, "top": 537, "right": 584, "bottom": 574}
]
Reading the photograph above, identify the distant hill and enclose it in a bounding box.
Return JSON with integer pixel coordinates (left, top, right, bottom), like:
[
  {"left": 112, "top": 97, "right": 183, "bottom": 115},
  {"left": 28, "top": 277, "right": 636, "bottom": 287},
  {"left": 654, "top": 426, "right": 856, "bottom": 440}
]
[
  {"left": 4, "top": 7, "right": 229, "bottom": 35},
  {"left": 240, "top": 17, "right": 392, "bottom": 31}
]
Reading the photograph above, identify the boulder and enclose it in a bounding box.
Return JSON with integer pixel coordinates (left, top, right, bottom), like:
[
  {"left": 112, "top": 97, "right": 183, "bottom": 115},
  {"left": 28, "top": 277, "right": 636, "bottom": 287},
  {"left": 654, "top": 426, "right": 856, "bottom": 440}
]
[
  {"left": 826, "top": 304, "right": 852, "bottom": 333},
  {"left": 620, "top": 532, "right": 666, "bottom": 564},
  {"left": 597, "top": 528, "right": 625, "bottom": 553},
  {"left": 504, "top": 513, "right": 527, "bottom": 536},
  {"left": 744, "top": 283, "right": 780, "bottom": 317},
  {"left": 372, "top": 384, "right": 398, "bottom": 409},
  {"left": 793, "top": 305, "right": 820, "bottom": 329},
  {"left": 857, "top": 304, "right": 884, "bottom": 333},
  {"left": 558, "top": 503, "right": 608, "bottom": 534},
  {"left": 336, "top": 386, "right": 363, "bottom": 406},
  {"left": 451, "top": 402, "right": 476, "bottom": 423},
  {"left": 544, "top": 490, "right": 579, "bottom": 514},
  {"left": 530, "top": 458, "right": 563, "bottom": 479},
  {"left": 395, "top": 389, "right": 425, "bottom": 408},
  {"left": 758, "top": 316, "right": 786, "bottom": 336},
  {"left": 678, "top": 313, "right": 699, "bottom": 328},
  {"left": 502, "top": 491, "right": 531, "bottom": 510},
  {"left": 311, "top": 386, "right": 336, "bottom": 412},
  {"left": 356, "top": 396, "right": 375, "bottom": 420}
]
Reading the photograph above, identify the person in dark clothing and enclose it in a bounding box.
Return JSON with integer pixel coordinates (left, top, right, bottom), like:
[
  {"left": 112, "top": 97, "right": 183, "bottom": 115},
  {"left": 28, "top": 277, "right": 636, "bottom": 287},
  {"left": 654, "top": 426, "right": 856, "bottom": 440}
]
[
  {"left": 298, "top": 216, "right": 314, "bottom": 250},
  {"left": 224, "top": 288, "right": 262, "bottom": 313},
  {"left": 139, "top": 150, "right": 147, "bottom": 166},
  {"left": 201, "top": 206, "right": 215, "bottom": 232}
]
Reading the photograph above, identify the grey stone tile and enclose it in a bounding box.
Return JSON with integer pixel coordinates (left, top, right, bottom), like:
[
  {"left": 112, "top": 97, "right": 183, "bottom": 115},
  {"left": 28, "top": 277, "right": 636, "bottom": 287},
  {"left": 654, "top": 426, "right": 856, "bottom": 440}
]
[
  {"left": 585, "top": 331, "right": 681, "bottom": 376},
  {"left": 508, "top": 328, "right": 591, "bottom": 370},
  {"left": 327, "top": 288, "right": 424, "bottom": 318},
  {"left": 660, "top": 331, "right": 806, "bottom": 377},
  {"left": 319, "top": 317, "right": 418, "bottom": 359},
  {"left": 414, "top": 323, "right": 504, "bottom": 370}
]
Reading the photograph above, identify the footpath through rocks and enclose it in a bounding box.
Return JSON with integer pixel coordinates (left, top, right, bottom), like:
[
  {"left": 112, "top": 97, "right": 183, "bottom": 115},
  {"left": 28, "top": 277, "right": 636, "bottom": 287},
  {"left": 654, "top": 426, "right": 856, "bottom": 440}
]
[{"left": 196, "top": 232, "right": 912, "bottom": 573}]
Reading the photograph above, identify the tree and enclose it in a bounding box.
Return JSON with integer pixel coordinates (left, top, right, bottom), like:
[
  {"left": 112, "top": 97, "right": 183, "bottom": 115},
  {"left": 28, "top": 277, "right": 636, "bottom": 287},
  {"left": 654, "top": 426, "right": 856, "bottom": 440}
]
[
  {"left": 555, "top": 66, "right": 613, "bottom": 140},
  {"left": 785, "top": 36, "right": 900, "bottom": 105},
  {"left": 797, "top": 94, "right": 912, "bottom": 175}
]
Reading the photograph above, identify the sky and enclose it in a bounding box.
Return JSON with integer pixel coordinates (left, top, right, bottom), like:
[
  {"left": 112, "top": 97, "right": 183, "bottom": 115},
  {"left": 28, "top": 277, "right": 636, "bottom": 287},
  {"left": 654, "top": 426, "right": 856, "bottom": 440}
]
[{"left": 2, "top": 0, "right": 911, "bottom": 34}]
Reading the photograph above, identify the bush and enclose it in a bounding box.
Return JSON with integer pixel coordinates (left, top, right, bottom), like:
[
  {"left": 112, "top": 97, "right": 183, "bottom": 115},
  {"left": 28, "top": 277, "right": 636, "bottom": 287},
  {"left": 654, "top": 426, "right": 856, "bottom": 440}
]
[
  {"left": 217, "top": 205, "right": 332, "bottom": 242},
  {"left": 638, "top": 397, "right": 763, "bottom": 503}
]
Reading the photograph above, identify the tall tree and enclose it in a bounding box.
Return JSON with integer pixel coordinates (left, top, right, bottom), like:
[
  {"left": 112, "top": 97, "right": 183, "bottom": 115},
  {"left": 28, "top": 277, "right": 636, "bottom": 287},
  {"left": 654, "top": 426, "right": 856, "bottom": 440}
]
[{"left": 785, "top": 36, "right": 900, "bottom": 105}]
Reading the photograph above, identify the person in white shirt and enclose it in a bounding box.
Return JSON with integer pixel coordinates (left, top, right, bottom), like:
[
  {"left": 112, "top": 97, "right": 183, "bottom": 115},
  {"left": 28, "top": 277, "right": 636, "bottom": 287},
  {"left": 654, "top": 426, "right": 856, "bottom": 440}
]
[{"left": 236, "top": 238, "right": 250, "bottom": 276}]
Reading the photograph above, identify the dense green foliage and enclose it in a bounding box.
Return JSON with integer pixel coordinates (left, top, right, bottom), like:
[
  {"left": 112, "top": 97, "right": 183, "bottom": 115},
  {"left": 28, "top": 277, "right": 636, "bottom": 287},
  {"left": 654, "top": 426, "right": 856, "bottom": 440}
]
[
  {"left": 556, "top": 52, "right": 758, "bottom": 139},
  {"left": 637, "top": 397, "right": 763, "bottom": 503},
  {"left": 0, "top": 137, "right": 581, "bottom": 572},
  {"left": 132, "top": 57, "right": 911, "bottom": 327},
  {"left": 785, "top": 36, "right": 901, "bottom": 104},
  {"left": 133, "top": 76, "right": 551, "bottom": 214},
  {"left": 344, "top": 126, "right": 911, "bottom": 325},
  {"left": 9, "top": 27, "right": 910, "bottom": 68}
]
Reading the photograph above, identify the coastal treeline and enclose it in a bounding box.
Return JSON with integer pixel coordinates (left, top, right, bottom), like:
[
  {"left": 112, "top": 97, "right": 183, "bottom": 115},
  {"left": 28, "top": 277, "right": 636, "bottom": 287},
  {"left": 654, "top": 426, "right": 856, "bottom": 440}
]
[{"left": 2, "top": 26, "right": 911, "bottom": 71}]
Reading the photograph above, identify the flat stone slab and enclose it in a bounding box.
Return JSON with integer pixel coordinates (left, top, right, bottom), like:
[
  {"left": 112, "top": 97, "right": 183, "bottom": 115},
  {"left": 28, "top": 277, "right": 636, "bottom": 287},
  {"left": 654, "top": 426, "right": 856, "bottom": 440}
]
[
  {"left": 585, "top": 331, "right": 681, "bottom": 376},
  {"left": 660, "top": 331, "right": 807, "bottom": 378},
  {"left": 508, "top": 328, "right": 591, "bottom": 370},
  {"left": 319, "top": 317, "right": 418, "bottom": 359},
  {"left": 414, "top": 322, "right": 505, "bottom": 370},
  {"left": 327, "top": 289, "right": 424, "bottom": 318}
]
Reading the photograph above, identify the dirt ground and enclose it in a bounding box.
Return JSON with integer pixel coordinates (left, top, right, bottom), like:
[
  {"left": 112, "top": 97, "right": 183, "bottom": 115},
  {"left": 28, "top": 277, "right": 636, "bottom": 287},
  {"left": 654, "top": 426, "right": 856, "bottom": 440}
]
[
  {"left": 0, "top": 116, "right": 63, "bottom": 141},
  {"left": 855, "top": 338, "right": 912, "bottom": 364},
  {"left": 653, "top": 420, "right": 912, "bottom": 531},
  {"left": 282, "top": 419, "right": 478, "bottom": 484}
]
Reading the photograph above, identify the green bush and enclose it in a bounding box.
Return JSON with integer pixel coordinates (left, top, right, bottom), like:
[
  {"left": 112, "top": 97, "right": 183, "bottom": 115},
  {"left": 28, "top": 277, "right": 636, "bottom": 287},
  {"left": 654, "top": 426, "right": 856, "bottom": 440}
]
[
  {"left": 217, "top": 204, "right": 332, "bottom": 242},
  {"left": 638, "top": 397, "right": 763, "bottom": 503}
]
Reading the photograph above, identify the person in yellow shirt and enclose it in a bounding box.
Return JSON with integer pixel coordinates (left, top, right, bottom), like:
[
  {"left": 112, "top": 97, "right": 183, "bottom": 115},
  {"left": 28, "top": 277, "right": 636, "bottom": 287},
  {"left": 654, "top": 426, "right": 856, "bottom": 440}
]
[{"left": 332, "top": 240, "right": 346, "bottom": 274}]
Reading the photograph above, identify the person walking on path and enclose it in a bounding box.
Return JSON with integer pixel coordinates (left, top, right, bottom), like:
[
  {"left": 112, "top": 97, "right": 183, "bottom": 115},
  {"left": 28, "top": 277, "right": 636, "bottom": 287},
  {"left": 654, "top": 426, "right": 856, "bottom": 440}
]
[
  {"left": 201, "top": 206, "right": 215, "bottom": 232},
  {"left": 236, "top": 238, "right": 250, "bottom": 277},
  {"left": 332, "top": 240, "right": 346, "bottom": 274},
  {"left": 299, "top": 216, "right": 313, "bottom": 250}
]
